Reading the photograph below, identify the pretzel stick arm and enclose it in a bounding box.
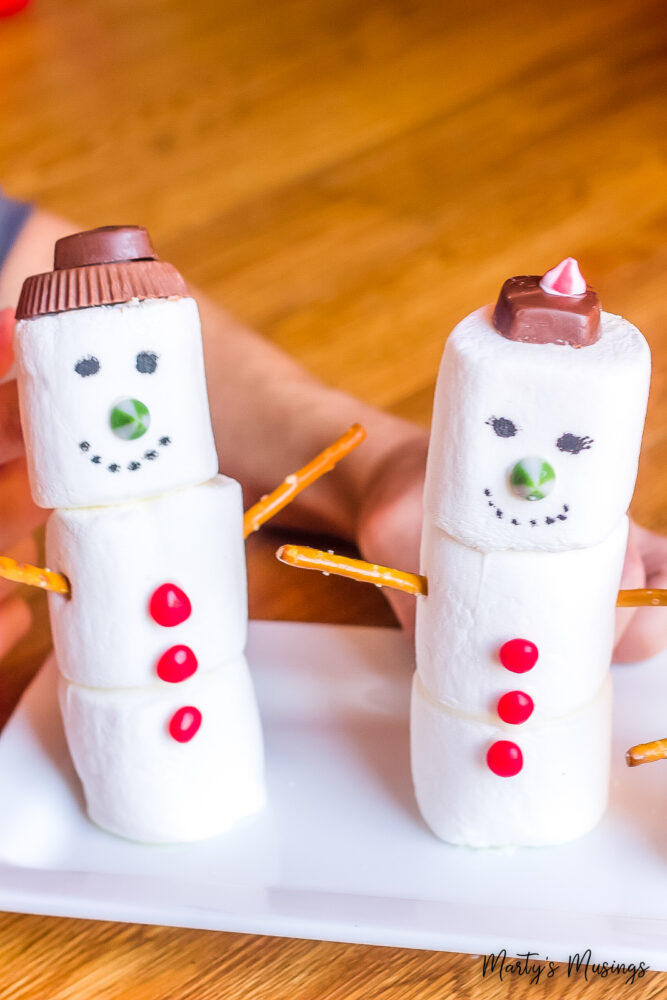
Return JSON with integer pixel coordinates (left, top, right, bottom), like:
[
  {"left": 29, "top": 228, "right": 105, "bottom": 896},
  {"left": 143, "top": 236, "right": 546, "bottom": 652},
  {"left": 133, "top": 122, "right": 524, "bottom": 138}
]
[
  {"left": 276, "top": 544, "right": 427, "bottom": 597},
  {"left": 274, "top": 558, "right": 666, "bottom": 604},
  {"left": 243, "top": 424, "right": 366, "bottom": 539},
  {"left": 626, "top": 738, "right": 667, "bottom": 767},
  {"left": 0, "top": 556, "right": 70, "bottom": 596},
  {"left": 617, "top": 589, "right": 667, "bottom": 608}
]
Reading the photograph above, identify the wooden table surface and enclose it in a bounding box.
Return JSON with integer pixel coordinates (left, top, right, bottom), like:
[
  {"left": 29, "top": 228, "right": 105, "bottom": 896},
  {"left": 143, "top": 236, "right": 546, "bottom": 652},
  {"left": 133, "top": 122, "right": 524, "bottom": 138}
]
[{"left": 1, "top": 0, "right": 666, "bottom": 995}]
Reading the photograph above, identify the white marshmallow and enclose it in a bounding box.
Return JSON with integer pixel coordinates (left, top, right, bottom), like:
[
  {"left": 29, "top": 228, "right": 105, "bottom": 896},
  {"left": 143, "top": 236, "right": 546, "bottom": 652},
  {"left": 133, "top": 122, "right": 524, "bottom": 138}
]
[
  {"left": 59, "top": 654, "right": 266, "bottom": 843},
  {"left": 416, "top": 518, "right": 627, "bottom": 717},
  {"left": 47, "top": 476, "right": 247, "bottom": 688},
  {"left": 410, "top": 672, "right": 611, "bottom": 847},
  {"left": 423, "top": 308, "right": 650, "bottom": 552},
  {"left": 15, "top": 297, "right": 218, "bottom": 509}
]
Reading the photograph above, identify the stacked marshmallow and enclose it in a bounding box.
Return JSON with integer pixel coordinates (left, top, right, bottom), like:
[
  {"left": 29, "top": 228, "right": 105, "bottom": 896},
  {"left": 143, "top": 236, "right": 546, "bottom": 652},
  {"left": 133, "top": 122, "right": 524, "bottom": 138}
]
[
  {"left": 412, "top": 260, "right": 650, "bottom": 847},
  {"left": 15, "top": 228, "right": 265, "bottom": 843}
]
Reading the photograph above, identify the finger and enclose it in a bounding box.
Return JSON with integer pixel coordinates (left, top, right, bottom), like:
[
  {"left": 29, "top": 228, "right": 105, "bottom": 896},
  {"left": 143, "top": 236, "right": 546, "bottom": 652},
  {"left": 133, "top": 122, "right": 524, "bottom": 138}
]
[
  {"left": 0, "top": 308, "right": 14, "bottom": 378},
  {"left": 614, "top": 528, "right": 646, "bottom": 650},
  {"left": 614, "top": 574, "right": 667, "bottom": 663},
  {"left": 0, "top": 597, "right": 32, "bottom": 661},
  {"left": 614, "top": 521, "right": 667, "bottom": 661},
  {"left": 384, "top": 589, "right": 417, "bottom": 633},
  {"left": 0, "top": 457, "right": 46, "bottom": 552},
  {"left": 630, "top": 521, "right": 667, "bottom": 578},
  {"left": 0, "top": 379, "right": 24, "bottom": 463},
  {"left": 0, "top": 534, "right": 39, "bottom": 603}
]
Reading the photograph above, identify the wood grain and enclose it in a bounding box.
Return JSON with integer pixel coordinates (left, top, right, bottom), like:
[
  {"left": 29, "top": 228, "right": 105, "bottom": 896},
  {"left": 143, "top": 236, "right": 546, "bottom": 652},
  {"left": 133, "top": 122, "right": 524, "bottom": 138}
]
[{"left": 1, "top": 0, "right": 667, "bottom": 995}]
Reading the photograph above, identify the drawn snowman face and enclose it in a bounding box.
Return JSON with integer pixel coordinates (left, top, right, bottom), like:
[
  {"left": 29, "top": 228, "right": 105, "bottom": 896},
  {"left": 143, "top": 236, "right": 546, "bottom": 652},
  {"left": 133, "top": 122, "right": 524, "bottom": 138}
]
[
  {"left": 73, "top": 346, "right": 172, "bottom": 475},
  {"left": 16, "top": 296, "right": 219, "bottom": 508},
  {"left": 423, "top": 307, "right": 650, "bottom": 552},
  {"left": 481, "top": 415, "right": 594, "bottom": 531}
]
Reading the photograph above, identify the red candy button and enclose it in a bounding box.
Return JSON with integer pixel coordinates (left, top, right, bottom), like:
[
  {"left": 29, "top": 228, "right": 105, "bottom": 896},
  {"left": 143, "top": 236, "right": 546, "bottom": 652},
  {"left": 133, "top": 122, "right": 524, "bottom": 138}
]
[
  {"left": 156, "top": 645, "right": 198, "bottom": 683},
  {"left": 168, "top": 706, "right": 202, "bottom": 743},
  {"left": 487, "top": 740, "right": 523, "bottom": 777},
  {"left": 497, "top": 690, "right": 534, "bottom": 725},
  {"left": 150, "top": 583, "right": 192, "bottom": 627},
  {"left": 499, "top": 638, "right": 538, "bottom": 673}
]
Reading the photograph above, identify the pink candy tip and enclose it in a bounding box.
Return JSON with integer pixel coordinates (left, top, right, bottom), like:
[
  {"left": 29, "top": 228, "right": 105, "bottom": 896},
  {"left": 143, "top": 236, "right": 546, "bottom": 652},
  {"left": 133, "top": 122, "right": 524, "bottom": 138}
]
[{"left": 540, "top": 257, "right": 587, "bottom": 296}]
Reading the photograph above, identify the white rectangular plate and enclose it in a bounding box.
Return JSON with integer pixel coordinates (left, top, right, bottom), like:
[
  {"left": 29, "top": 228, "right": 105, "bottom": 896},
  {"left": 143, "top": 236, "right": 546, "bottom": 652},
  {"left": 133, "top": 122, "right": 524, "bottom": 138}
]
[{"left": 0, "top": 620, "right": 666, "bottom": 967}]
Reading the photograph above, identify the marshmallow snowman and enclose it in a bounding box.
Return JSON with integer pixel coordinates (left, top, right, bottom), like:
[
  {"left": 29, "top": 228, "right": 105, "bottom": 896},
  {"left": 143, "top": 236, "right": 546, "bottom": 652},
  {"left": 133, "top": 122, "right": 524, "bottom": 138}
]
[
  {"left": 413, "top": 261, "right": 650, "bottom": 846},
  {"left": 14, "top": 227, "right": 265, "bottom": 843},
  {"left": 411, "top": 260, "right": 650, "bottom": 847},
  {"left": 278, "top": 258, "right": 651, "bottom": 848}
]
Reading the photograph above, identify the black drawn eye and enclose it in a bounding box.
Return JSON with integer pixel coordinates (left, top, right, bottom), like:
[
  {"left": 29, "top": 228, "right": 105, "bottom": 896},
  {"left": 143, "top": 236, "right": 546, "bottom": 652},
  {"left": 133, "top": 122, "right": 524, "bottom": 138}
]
[
  {"left": 486, "top": 416, "right": 518, "bottom": 438},
  {"left": 136, "top": 351, "right": 158, "bottom": 374},
  {"left": 74, "top": 356, "right": 100, "bottom": 377},
  {"left": 557, "top": 433, "right": 593, "bottom": 455}
]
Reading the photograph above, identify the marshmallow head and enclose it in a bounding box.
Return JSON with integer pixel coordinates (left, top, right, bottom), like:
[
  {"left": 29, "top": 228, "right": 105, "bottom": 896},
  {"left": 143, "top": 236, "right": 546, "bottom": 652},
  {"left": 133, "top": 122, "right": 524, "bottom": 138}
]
[
  {"left": 16, "top": 296, "right": 218, "bottom": 508},
  {"left": 423, "top": 307, "right": 650, "bottom": 551}
]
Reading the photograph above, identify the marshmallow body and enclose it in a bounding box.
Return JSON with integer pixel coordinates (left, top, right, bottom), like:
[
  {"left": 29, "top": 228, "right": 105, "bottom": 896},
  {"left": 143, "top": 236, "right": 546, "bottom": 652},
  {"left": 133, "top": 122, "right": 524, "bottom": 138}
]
[
  {"left": 423, "top": 308, "right": 650, "bottom": 552},
  {"left": 59, "top": 654, "right": 265, "bottom": 843},
  {"left": 47, "top": 477, "right": 247, "bottom": 688},
  {"left": 416, "top": 518, "right": 627, "bottom": 717},
  {"left": 15, "top": 297, "right": 218, "bottom": 508},
  {"left": 411, "top": 672, "right": 611, "bottom": 848}
]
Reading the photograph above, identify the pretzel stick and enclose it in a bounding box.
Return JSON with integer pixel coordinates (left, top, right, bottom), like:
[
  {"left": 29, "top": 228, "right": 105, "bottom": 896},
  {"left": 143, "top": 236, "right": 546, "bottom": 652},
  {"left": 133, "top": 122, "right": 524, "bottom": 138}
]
[
  {"left": 617, "top": 589, "right": 667, "bottom": 608},
  {"left": 626, "top": 739, "right": 667, "bottom": 767},
  {"left": 243, "top": 424, "right": 366, "bottom": 538},
  {"left": 0, "top": 427, "right": 365, "bottom": 597},
  {"left": 0, "top": 556, "right": 70, "bottom": 596},
  {"left": 276, "top": 544, "right": 428, "bottom": 597}
]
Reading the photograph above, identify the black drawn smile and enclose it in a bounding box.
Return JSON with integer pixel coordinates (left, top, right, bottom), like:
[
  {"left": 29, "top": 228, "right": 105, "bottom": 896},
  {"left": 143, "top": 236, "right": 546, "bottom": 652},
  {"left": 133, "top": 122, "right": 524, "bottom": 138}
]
[
  {"left": 483, "top": 488, "right": 569, "bottom": 527},
  {"left": 78, "top": 436, "right": 172, "bottom": 473}
]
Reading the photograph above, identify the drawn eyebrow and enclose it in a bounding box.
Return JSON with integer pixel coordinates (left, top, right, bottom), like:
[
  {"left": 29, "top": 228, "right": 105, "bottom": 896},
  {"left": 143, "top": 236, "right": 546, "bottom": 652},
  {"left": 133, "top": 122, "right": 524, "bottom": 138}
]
[
  {"left": 486, "top": 416, "right": 518, "bottom": 438},
  {"left": 74, "top": 356, "right": 100, "bottom": 377},
  {"left": 557, "top": 433, "right": 593, "bottom": 454}
]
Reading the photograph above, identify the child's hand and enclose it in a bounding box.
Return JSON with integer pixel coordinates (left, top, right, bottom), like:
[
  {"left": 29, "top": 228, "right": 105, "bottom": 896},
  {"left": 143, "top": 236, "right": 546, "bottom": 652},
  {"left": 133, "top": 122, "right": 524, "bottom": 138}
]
[{"left": 356, "top": 431, "right": 428, "bottom": 632}]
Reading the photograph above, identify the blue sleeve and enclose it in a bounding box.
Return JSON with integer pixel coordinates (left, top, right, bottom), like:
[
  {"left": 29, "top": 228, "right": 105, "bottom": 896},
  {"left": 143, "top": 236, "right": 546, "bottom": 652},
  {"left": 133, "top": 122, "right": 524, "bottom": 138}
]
[{"left": 0, "top": 190, "right": 33, "bottom": 272}]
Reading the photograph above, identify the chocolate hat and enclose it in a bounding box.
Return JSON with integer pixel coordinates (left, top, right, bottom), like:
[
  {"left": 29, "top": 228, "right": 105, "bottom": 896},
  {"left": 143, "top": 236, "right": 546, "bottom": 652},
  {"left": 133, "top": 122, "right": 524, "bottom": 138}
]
[
  {"left": 492, "top": 258, "right": 601, "bottom": 347},
  {"left": 16, "top": 225, "right": 189, "bottom": 320}
]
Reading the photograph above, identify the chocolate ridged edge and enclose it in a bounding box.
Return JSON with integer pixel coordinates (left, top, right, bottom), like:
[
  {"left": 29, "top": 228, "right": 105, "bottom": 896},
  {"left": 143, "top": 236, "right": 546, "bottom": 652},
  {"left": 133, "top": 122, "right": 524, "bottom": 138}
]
[{"left": 16, "top": 260, "right": 189, "bottom": 320}]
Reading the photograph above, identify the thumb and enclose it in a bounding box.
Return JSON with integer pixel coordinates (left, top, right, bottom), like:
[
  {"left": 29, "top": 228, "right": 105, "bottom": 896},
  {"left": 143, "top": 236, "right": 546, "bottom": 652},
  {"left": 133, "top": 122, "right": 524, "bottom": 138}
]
[{"left": 0, "top": 308, "right": 15, "bottom": 378}]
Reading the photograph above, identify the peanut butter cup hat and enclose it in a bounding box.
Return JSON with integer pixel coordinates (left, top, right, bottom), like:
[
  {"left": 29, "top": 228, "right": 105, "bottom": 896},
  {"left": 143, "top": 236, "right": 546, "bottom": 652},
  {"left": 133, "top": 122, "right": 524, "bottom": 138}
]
[{"left": 16, "top": 225, "right": 188, "bottom": 320}]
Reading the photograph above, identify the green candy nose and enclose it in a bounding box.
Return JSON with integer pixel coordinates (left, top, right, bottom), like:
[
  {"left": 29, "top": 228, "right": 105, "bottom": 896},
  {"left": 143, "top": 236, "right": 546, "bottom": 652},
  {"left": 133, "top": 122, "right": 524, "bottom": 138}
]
[
  {"left": 510, "top": 457, "right": 555, "bottom": 501},
  {"left": 110, "top": 398, "right": 151, "bottom": 440}
]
